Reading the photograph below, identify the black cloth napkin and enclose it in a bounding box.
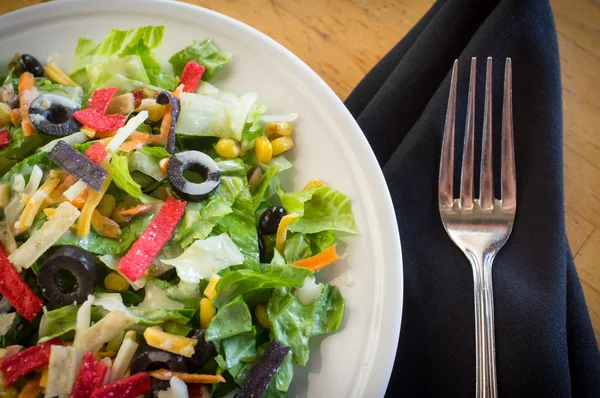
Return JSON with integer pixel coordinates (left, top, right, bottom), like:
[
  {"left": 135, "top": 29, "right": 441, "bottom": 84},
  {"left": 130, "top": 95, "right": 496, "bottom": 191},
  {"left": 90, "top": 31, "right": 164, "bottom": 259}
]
[{"left": 345, "top": 0, "right": 600, "bottom": 396}]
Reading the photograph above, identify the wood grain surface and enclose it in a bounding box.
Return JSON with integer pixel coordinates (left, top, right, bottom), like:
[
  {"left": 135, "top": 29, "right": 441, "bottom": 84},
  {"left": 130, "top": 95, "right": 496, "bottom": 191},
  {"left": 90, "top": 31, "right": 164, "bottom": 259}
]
[{"left": 1, "top": 0, "right": 598, "bottom": 343}]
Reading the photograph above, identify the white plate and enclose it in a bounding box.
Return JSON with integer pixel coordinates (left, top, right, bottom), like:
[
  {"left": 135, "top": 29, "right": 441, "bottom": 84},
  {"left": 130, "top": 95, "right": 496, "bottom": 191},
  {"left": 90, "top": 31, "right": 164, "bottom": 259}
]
[{"left": 0, "top": 1, "right": 403, "bottom": 396}]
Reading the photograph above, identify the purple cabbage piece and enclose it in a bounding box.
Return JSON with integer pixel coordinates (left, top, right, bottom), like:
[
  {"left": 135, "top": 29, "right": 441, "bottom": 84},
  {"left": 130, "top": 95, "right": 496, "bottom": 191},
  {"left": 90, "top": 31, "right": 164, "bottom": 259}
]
[
  {"left": 156, "top": 91, "right": 180, "bottom": 154},
  {"left": 236, "top": 340, "right": 291, "bottom": 398},
  {"left": 48, "top": 140, "right": 107, "bottom": 191}
]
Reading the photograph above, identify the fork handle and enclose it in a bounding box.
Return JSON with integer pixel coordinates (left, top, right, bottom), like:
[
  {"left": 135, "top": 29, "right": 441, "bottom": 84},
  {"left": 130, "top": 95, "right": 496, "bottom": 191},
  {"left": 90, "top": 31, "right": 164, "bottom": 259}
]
[{"left": 471, "top": 251, "right": 498, "bottom": 398}]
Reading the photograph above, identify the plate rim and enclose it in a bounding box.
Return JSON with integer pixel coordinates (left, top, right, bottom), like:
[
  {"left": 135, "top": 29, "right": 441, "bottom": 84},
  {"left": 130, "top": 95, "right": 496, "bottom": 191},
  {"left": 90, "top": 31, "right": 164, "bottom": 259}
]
[{"left": 0, "top": 1, "right": 404, "bottom": 396}]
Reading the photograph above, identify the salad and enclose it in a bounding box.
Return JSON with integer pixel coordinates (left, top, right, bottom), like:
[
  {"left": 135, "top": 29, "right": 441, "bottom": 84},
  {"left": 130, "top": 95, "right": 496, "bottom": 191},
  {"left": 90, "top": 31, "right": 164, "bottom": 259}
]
[{"left": 0, "top": 25, "right": 358, "bottom": 398}]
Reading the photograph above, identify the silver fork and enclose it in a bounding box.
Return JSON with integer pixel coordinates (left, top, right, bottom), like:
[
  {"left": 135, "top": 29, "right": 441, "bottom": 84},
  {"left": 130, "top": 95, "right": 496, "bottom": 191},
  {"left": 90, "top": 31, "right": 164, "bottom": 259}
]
[{"left": 438, "top": 57, "right": 516, "bottom": 398}]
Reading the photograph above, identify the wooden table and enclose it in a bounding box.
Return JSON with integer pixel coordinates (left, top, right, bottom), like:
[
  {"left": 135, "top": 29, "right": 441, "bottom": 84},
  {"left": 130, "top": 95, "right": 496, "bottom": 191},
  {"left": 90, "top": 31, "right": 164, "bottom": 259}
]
[{"left": 2, "top": 0, "right": 598, "bottom": 344}]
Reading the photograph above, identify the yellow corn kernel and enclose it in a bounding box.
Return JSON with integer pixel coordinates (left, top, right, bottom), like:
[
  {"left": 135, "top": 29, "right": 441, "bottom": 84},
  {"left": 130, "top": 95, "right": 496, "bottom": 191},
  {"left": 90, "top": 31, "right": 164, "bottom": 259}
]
[
  {"left": 303, "top": 179, "right": 325, "bottom": 191},
  {"left": 105, "top": 272, "right": 130, "bottom": 292},
  {"left": 43, "top": 208, "right": 56, "bottom": 218},
  {"left": 276, "top": 213, "right": 299, "bottom": 253},
  {"left": 43, "top": 63, "right": 79, "bottom": 86},
  {"left": 255, "top": 136, "right": 273, "bottom": 163},
  {"left": 10, "top": 108, "right": 21, "bottom": 126},
  {"left": 203, "top": 275, "right": 221, "bottom": 301},
  {"left": 271, "top": 136, "right": 294, "bottom": 156},
  {"left": 98, "top": 350, "right": 117, "bottom": 358},
  {"left": 97, "top": 194, "right": 117, "bottom": 218},
  {"left": 39, "top": 366, "right": 49, "bottom": 388},
  {"left": 143, "top": 327, "right": 197, "bottom": 358},
  {"left": 200, "top": 298, "right": 217, "bottom": 329},
  {"left": 159, "top": 158, "right": 169, "bottom": 174},
  {"left": 0, "top": 184, "right": 9, "bottom": 209},
  {"left": 138, "top": 98, "right": 167, "bottom": 122},
  {"left": 215, "top": 138, "right": 241, "bottom": 159},
  {"left": 255, "top": 304, "right": 271, "bottom": 329},
  {"left": 265, "top": 121, "right": 292, "bottom": 138}
]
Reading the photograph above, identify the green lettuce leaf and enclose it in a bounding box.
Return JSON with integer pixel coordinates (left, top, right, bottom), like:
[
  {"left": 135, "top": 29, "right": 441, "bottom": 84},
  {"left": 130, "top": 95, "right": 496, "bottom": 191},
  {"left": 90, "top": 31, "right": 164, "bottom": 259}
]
[
  {"left": 213, "top": 189, "right": 260, "bottom": 271},
  {"left": 222, "top": 329, "right": 257, "bottom": 369},
  {"left": 0, "top": 127, "right": 54, "bottom": 175},
  {"left": 71, "top": 37, "right": 100, "bottom": 75},
  {"left": 241, "top": 104, "right": 268, "bottom": 152},
  {"left": 109, "top": 151, "right": 144, "bottom": 201},
  {"left": 212, "top": 264, "right": 312, "bottom": 308},
  {"left": 148, "top": 278, "right": 201, "bottom": 308},
  {"left": 283, "top": 234, "right": 312, "bottom": 263},
  {"left": 252, "top": 165, "right": 278, "bottom": 210},
  {"left": 279, "top": 186, "right": 358, "bottom": 234},
  {"left": 129, "top": 149, "right": 166, "bottom": 181},
  {"left": 129, "top": 307, "right": 195, "bottom": 326},
  {"left": 38, "top": 305, "right": 78, "bottom": 343},
  {"left": 138, "top": 146, "right": 171, "bottom": 159},
  {"left": 35, "top": 79, "right": 84, "bottom": 107},
  {"left": 169, "top": 39, "right": 231, "bottom": 81},
  {"left": 206, "top": 295, "right": 252, "bottom": 341},
  {"left": 163, "top": 322, "right": 193, "bottom": 336},
  {"left": 268, "top": 284, "right": 344, "bottom": 365},
  {"left": 273, "top": 352, "right": 293, "bottom": 392}
]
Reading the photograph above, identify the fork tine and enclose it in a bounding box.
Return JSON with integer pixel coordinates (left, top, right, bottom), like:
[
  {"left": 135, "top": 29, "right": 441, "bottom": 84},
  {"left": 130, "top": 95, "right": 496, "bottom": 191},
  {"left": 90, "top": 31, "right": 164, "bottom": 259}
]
[
  {"left": 460, "top": 57, "right": 477, "bottom": 211},
  {"left": 438, "top": 59, "right": 458, "bottom": 209},
  {"left": 501, "top": 58, "right": 516, "bottom": 212},
  {"left": 480, "top": 57, "right": 494, "bottom": 211}
]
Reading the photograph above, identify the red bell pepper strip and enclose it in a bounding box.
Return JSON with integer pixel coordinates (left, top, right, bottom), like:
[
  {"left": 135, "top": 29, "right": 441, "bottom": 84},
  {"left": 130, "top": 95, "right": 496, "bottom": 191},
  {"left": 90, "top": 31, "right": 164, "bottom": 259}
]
[
  {"left": 118, "top": 197, "right": 186, "bottom": 281},
  {"left": 0, "top": 338, "right": 62, "bottom": 385},
  {"left": 91, "top": 372, "right": 151, "bottom": 398},
  {"left": 83, "top": 142, "right": 108, "bottom": 164},
  {"left": 72, "top": 109, "right": 125, "bottom": 132},
  {"left": 179, "top": 61, "right": 206, "bottom": 93},
  {"left": 0, "top": 129, "right": 10, "bottom": 147},
  {"left": 88, "top": 87, "right": 119, "bottom": 115},
  {"left": 0, "top": 244, "right": 43, "bottom": 321},
  {"left": 71, "top": 352, "right": 108, "bottom": 398}
]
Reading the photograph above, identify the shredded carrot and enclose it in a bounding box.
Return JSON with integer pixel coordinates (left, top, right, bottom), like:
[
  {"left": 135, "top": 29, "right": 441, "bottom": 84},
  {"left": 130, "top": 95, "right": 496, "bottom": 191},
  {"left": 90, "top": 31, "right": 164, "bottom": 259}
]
[
  {"left": 17, "top": 377, "right": 42, "bottom": 398},
  {"left": 18, "top": 72, "right": 36, "bottom": 136},
  {"left": 292, "top": 244, "right": 340, "bottom": 271},
  {"left": 94, "top": 129, "right": 117, "bottom": 138},
  {"left": 159, "top": 158, "right": 169, "bottom": 173},
  {"left": 159, "top": 186, "right": 169, "bottom": 200},
  {"left": 69, "top": 190, "right": 88, "bottom": 209},
  {"left": 149, "top": 369, "right": 225, "bottom": 384},
  {"left": 119, "top": 203, "right": 153, "bottom": 217},
  {"left": 91, "top": 210, "right": 122, "bottom": 239},
  {"left": 275, "top": 213, "right": 299, "bottom": 253}
]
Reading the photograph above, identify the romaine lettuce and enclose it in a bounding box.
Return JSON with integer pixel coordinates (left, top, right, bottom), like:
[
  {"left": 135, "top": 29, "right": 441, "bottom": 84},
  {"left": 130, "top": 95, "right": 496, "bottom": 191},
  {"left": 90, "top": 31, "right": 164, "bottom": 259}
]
[
  {"left": 267, "top": 284, "right": 344, "bottom": 365},
  {"left": 206, "top": 296, "right": 252, "bottom": 341},
  {"left": 169, "top": 39, "right": 231, "bottom": 81},
  {"left": 279, "top": 186, "right": 358, "bottom": 234},
  {"left": 109, "top": 151, "right": 144, "bottom": 201}
]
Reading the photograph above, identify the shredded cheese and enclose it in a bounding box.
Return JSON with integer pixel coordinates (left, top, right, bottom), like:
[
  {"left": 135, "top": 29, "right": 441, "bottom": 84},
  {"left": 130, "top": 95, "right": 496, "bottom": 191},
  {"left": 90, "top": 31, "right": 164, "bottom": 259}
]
[
  {"left": 73, "top": 295, "right": 94, "bottom": 348},
  {"left": 45, "top": 345, "right": 84, "bottom": 397},
  {"left": 16, "top": 170, "right": 60, "bottom": 232},
  {"left": 74, "top": 310, "right": 135, "bottom": 353},
  {"left": 77, "top": 170, "right": 112, "bottom": 237},
  {"left": 8, "top": 202, "right": 80, "bottom": 269},
  {"left": 43, "top": 63, "right": 79, "bottom": 86},
  {"left": 0, "top": 221, "right": 17, "bottom": 256},
  {"left": 143, "top": 327, "right": 197, "bottom": 358},
  {"left": 109, "top": 335, "right": 139, "bottom": 383},
  {"left": 0, "top": 184, "right": 9, "bottom": 209}
]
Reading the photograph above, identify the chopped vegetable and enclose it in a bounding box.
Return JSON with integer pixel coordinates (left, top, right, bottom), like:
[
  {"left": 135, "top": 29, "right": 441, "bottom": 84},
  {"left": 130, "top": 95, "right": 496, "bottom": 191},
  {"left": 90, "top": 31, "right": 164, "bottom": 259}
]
[
  {"left": 275, "top": 213, "right": 299, "bottom": 253},
  {"left": 200, "top": 298, "right": 216, "bottom": 329},
  {"left": 18, "top": 72, "right": 36, "bottom": 136},
  {"left": 45, "top": 345, "right": 84, "bottom": 397},
  {"left": 88, "top": 87, "right": 119, "bottom": 114},
  {"left": 0, "top": 338, "right": 61, "bottom": 385},
  {"left": 0, "top": 130, "right": 9, "bottom": 147},
  {"left": 8, "top": 202, "right": 80, "bottom": 270},
  {"left": 203, "top": 275, "right": 220, "bottom": 300},
  {"left": 119, "top": 203, "right": 153, "bottom": 217},
  {"left": 0, "top": 243, "right": 43, "bottom": 321},
  {"left": 91, "top": 210, "right": 122, "bottom": 239},
  {"left": 292, "top": 244, "right": 340, "bottom": 271},
  {"left": 91, "top": 372, "right": 151, "bottom": 398},
  {"left": 74, "top": 310, "right": 135, "bottom": 353},
  {"left": 179, "top": 61, "right": 205, "bottom": 93},
  {"left": 156, "top": 90, "right": 181, "bottom": 154},
  {"left": 118, "top": 197, "right": 186, "bottom": 281},
  {"left": 71, "top": 352, "right": 109, "bottom": 398},
  {"left": 84, "top": 141, "right": 108, "bottom": 164},
  {"left": 143, "top": 326, "right": 197, "bottom": 358},
  {"left": 48, "top": 141, "right": 108, "bottom": 191},
  {"left": 149, "top": 370, "right": 225, "bottom": 384},
  {"left": 255, "top": 136, "right": 273, "bottom": 163},
  {"left": 265, "top": 121, "right": 292, "bottom": 138},
  {"left": 106, "top": 93, "right": 135, "bottom": 115},
  {"left": 236, "top": 340, "right": 291, "bottom": 398},
  {"left": 271, "top": 136, "right": 294, "bottom": 156},
  {"left": 216, "top": 137, "right": 241, "bottom": 159}
]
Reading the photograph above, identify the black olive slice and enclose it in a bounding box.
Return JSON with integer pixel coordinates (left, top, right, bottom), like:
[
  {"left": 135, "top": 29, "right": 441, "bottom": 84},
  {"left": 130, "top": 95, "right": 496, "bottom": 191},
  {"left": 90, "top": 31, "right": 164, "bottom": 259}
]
[
  {"left": 155, "top": 91, "right": 180, "bottom": 154},
  {"left": 37, "top": 246, "right": 96, "bottom": 306},
  {"left": 29, "top": 94, "right": 82, "bottom": 137},
  {"left": 259, "top": 206, "right": 287, "bottom": 235},
  {"left": 167, "top": 150, "right": 220, "bottom": 202},
  {"left": 131, "top": 349, "right": 188, "bottom": 397},
  {"left": 184, "top": 329, "right": 215, "bottom": 369}
]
